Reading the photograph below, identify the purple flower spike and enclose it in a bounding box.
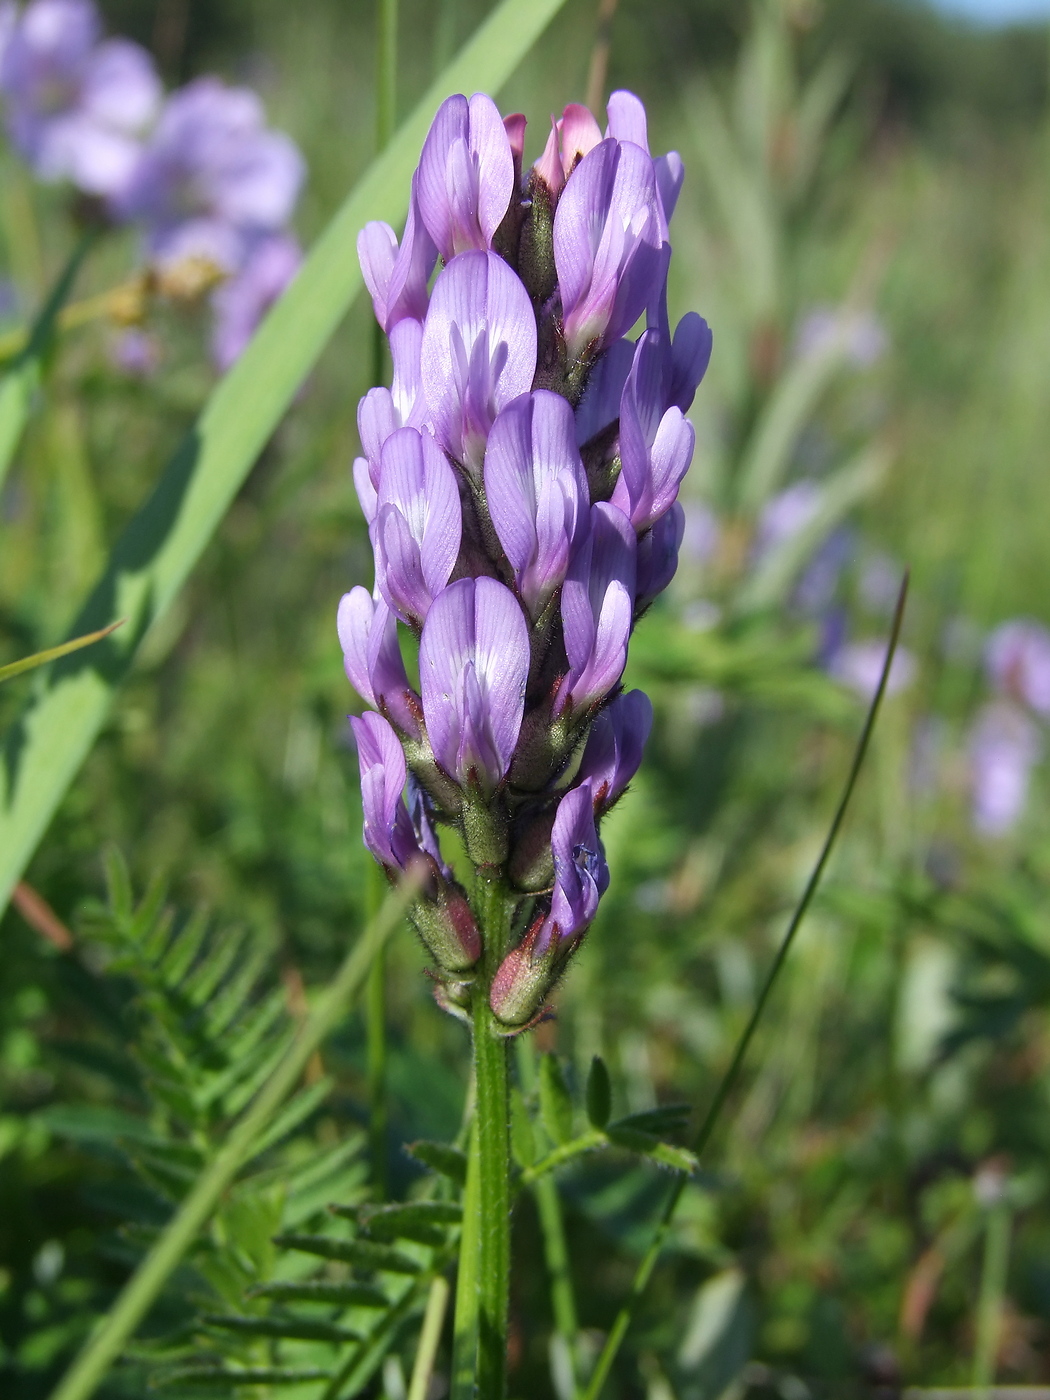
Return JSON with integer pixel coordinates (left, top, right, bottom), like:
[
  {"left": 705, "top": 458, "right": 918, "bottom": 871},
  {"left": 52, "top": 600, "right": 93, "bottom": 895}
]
[
  {"left": 210, "top": 232, "right": 300, "bottom": 370},
  {"left": 484, "top": 391, "right": 588, "bottom": 618},
  {"left": 419, "top": 577, "right": 529, "bottom": 794},
  {"left": 968, "top": 701, "right": 1042, "bottom": 837},
  {"left": 374, "top": 427, "right": 462, "bottom": 628},
  {"left": 612, "top": 330, "right": 696, "bottom": 533},
  {"left": 357, "top": 173, "right": 438, "bottom": 333},
  {"left": 556, "top": 502, "right": 636, "bottom": 718},
  {"left": 421, "top": 249, "right": 537, "bottom": 475},
  {"left": 0, "top": 0, "right": 160, "bottom": 198},
  {"left": 337, "top": 587, "right": 421, "bottom": 739},
  {"left": 635, "top": 502, "right": 685, "bottom": 612},
  {"left": 554, "top": 137, "right": 664, "bottom": 360},
  {"left": 577, "top": 689, "right": 653, "bottom": 816},
  {"left": 416, "top": 92, "right": 514, "bottom": 261},
  {"left": 351, "top": 711, "right": 421, "bottom": 872}
]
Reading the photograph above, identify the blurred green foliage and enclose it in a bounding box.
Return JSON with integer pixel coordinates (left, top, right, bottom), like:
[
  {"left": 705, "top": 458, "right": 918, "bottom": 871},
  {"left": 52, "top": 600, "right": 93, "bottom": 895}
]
[{"left": 4, "top": 0, "right": 1050, "bottom": 1397}]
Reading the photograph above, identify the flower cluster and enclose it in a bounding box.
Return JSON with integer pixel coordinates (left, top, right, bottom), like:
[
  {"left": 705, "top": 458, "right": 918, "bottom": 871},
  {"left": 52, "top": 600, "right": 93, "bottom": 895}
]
[
  {"left": 340, "top": 89, "right": 711, "bottom": 1030},
  {"left": 0, "top": 0, "right": 304, "bottom": 367}
]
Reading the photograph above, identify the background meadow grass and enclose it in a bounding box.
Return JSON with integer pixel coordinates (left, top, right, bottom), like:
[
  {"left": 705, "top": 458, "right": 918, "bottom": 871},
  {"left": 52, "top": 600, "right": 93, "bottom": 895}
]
[{"left": 3, "top": 0, "right": 1050, "bottom": 1396}]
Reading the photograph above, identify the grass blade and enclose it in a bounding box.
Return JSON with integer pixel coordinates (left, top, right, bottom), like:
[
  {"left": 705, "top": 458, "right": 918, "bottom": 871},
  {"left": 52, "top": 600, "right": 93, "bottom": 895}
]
[
  {"left": 580, "top": 574, "right": 911, "bottom": 1400},
  {"left": 0, "top": 619, "right": 124, "bottom": 685},
  {"left": 0, "top": 0, "right": 570, "bottom": 919}
]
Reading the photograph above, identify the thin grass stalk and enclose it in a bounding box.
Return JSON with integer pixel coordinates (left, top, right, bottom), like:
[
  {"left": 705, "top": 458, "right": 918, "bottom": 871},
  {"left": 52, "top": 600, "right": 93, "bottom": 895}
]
[
  {"left": 46, "top": 875, "right": 420, "bottom": 1400},
  {"left": 366, "top": 863, "right": 389, "bottom": 1198},
  {"left": 972, "top": 1198, "right": 1013, "bottom": 1398},
  {"left": 516, "top": 1036, "right": 580, "bottom": 1397},
  {"left": 408, "top": 1275, "right": 450, "bottom": 1400},
  {"left": 450, "top": 1119, "right": 482, "bottom": 1400},
  {"left": 580, "top": 574, "right": 911, "bottom": 1400}
]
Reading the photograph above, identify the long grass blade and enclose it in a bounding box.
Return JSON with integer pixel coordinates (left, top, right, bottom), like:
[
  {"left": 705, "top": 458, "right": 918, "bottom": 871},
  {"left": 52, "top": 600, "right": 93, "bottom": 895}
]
[
  {"left": 0, "top": 619, "right": 124, "bottom": 685},
  {"left": 47, "top": 874, "right": 420, "bottom": 1400},
  {"left": 580, "top": 573, "right": 911, "bottom": 1400},
  {"left": 0, "top": 0, "right": 570, "bottom": 920}
]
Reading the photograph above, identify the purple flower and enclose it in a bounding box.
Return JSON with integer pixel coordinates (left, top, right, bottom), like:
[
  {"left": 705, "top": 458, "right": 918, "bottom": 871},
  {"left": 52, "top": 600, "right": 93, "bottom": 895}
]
[
  {"left": 210, "top": 232, "right": 300, "bottom": 370},
  {"left": 351, "top": 710, "right": 423, "bottom": 872},
  {"left": 358, "top": 172, "right": 437, "bottom": 333},
  {"left": 611, "top": 329, "right": 696, "bottom": 533},
  {"left": 985, "top": 619, "right": 1050, "bottom": 717},
  {"left": 636, "top": 502, "right": 685, "bottom": 612},
  {"left": 490, "top": 783, "right": 608, "bottom": 1026},
  {"left": 419, "top": 576, "right": 529, "bottom": 794},
  {"left": 483, "top": 391, "right": 588, "bottom": 618},
  {"left": 0, "top": 0, "right": 160, "bottom": 198},
  {"left": 416, "top": 92, "right": 514, "bottom": 261},
  {"left": 556, "top": 502, "right": 636, "bottom": 717},
  {"left": 534, "top": 101, "right": 602, "bottom": 195},
  {"left": 577, "top": 689, "right": 653, "bottom": 816},
  {"left": 110, "top": 326, "right": 161, "bottom": 378},
  {"left": 117, "top": 76, "right": 303, "bottom": 271},
  {"left": 374, "top": 427, "right": 462, "bottom": 628},
  {"left": 420, "top": 249, "right": 537, "bottom": 475},
  {"left": 354, "top": 318, "right": 427, "bottom": 524},
  {"left": 968, "top": 701, "right": 1042, "bottom": 837},
  {"left": 337, "top": 587, "right": 421, "bottom": 739},
  {"left": 573, "top": 336, "right": 634, "bottom": 447},
  {"left": 554, "top": 137, "right": 665, "bottom": 360}
]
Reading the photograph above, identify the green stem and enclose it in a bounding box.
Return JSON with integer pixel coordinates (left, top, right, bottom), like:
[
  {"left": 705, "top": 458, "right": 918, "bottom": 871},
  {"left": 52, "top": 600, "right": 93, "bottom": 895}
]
[
  {"left": 972, "top": 1199, "right": 1012, "bottom": 1397},
  {"left": 580, "top": 577, "right": 910, "bottom": 1400},
  {"left": 473, "top": 876, "right": 511, "bottom": 1400},
  {"left": 516, "top": 1037, "right": 580, "bottom": 1397},
  {"left": 46, "top": 878, "right": 419, "bottom": 1400},
  {"left": 366, "top": 862, "right": 388, "bottom": 1198}
]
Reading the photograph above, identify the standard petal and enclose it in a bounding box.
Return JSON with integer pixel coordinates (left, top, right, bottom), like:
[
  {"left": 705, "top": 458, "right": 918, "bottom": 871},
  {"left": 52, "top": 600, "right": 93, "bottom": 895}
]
[
  {"left": 338, "top": 586, "right": 379, "bottom": 704},
  {"left": 605, "top": 90, "right": 648, "bottom": 150},
  {"left": 357, "top": 220, "right": 399, "bottom": 328},
  {"left": 472, "top": 576, "right": 530, "bottom": 777}
]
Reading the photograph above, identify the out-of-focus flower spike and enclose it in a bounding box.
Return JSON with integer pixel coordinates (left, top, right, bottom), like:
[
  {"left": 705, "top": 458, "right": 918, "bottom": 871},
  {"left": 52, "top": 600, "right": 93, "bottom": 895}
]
[
  {"left": 419, "top": 577, "right": 529, "bottom": 795},
  {"left": 556, "top": 502, "right": 636, "bottom": 718},
  {"left": 374, "top": 427, "right": 462, "bottom": 628},
  {"left": 337, "top": 587, "right": 421, "bottom": 738},
  {"left": 635, "top": 502, "right": 685, "bottom": 613},
  {"left": 357, "top": 172, "right": 437, "bottom": 333},
  {"left": 483, "top": 391, "right": 589, "bottom": 619},
  {"left": 555, "top": 138, "right": 664, "bottom": 361},
  {"left": 420, "top": 249, "right": 537, "bottom": 476},
  {"left": 578, "top": 689, "right": 653, "bottom": 816},
  {"left": 210, "top": 232, "right": 300, "bottom": 369},
  {"left": 985, "top": 619, "right": 1050, "bottom": 716},
  {"left": 417, "top": 92, "right": 514, "bottom": 261},
  {"left": 968, "top": 700, "right": 1042, "bottom": 837}
]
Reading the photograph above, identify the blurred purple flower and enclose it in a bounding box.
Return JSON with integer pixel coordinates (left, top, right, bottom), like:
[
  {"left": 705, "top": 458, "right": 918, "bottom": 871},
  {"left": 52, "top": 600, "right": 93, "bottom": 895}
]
[
  {"left": 110, "top": 326, "right": 161, "bottom": 377},
  {"left": 968, "top": 700, "right": 1042, "bottom": 837},
  {"left": 117, "top": 76, "right": 304, "bottom": 271},
  {"left": 795, "top": 305, "right": 888, "bottom": 368},
  {"left": 210, "top": 231, "right": 300, "bottom": 370},
  {"left": 985, "top": 619, "right": 1050, "bottom": 716},
  {"left": 0, "top": 0, "right": 160, "bottom": 198},
  {"left": 829, "top": 638, "right": 916, "bottom": 700},
  {"left": 754, "top": 480, "right": 822, "bottom": 559},
  {"left": 679, "top": 500, "right": 721, "bottom": 565}
]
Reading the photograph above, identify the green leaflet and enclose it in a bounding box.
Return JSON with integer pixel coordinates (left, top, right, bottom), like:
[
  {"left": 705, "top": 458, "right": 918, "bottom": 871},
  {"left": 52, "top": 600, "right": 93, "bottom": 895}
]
[{"left": 0, "top": 0, "right": 569, "bottom": 919}]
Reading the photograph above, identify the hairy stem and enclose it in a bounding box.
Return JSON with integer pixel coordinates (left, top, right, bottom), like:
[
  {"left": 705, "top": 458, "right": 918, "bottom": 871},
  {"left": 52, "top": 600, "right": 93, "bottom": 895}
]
[{"left": 473, "top": 875, "right": 512, "bottom": 1400}]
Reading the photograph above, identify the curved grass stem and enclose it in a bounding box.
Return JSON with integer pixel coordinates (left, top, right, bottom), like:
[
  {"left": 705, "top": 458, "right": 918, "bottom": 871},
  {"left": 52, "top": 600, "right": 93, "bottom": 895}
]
[{"left": 580, "top": 572, "right": 911, "bottom": 1400}]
